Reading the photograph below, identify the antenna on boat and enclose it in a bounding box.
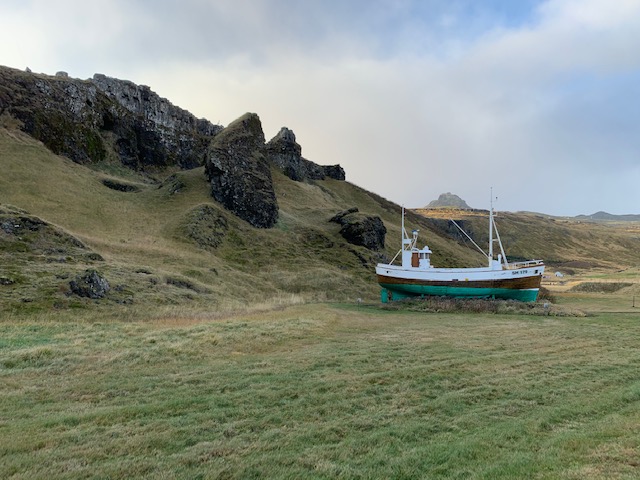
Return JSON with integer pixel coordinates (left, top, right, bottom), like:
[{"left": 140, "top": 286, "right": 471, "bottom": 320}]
[{"left": 489, "top": 188, "right": 494, "bottom": 266}]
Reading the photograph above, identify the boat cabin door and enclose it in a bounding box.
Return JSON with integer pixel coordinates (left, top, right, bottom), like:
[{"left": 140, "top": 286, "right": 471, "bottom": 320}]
[{"left": 411, "top": 248, "right": 432, "bottom": 268}]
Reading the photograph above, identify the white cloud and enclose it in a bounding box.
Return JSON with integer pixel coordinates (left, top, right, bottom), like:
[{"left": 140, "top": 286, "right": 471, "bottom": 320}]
[{"left": 1, "top": 0, "right": 639, "bottom": 215}]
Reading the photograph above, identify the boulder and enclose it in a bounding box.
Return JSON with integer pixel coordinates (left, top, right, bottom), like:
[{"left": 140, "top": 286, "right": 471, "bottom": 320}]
[
  {"left": 204, "top": 113, "right": 278, "bottom": 228},
  {"left": 69, "top": 269, "right": 110, "bottom": 299},
  {"left": 330, "top": 209, "right": 386, "bottom": 251}
]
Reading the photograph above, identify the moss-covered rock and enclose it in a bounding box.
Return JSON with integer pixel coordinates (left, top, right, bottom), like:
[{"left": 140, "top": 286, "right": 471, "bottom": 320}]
[
  {"left": 329, "top": 207, "right": 386, "bottom": 251},
  {"left": 0, "top": 206, "right": 92, "bottom": 260},
  {"left": 205, "top": 113, "right": 278, "bottom": 228},
  {"left": 184, "top": 204, "right": 229, "bottom": 250},
  {"left": 69, "top": 269, "right": 110, "bottom": 299}
]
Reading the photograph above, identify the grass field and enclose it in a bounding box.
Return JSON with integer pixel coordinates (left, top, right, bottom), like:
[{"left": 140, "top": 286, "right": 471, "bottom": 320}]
[
  {"left": 2, "top": 293, "right": 639, "bottom": 479},
  {"left": 2, "top": 122, "right": 640, "bottom": 478}
]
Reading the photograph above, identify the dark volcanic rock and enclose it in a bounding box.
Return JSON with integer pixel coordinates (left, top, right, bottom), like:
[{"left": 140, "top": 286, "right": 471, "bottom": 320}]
[
  {"left": 0, "top": 209, "right": 87, "bottom": 251},
  {"left": 264, "top": 127, "right": 346, "bottom": 181},
  {"left": 0, "top": 66, "right": 222, "bottom": 169},
  {"left": 160, "top": 174, "right": 187, "bottom": 195},
  {"left": 91, "top": 74, "right": 222, "bottom": 169},
  {"left": 205, "top": 113, "right": 278, "bottom": 228},
  {"left": 264, "top": 127, "right": 305, "bottom": 181},
  {"left": 330, "top": 209, "right": 386, "bottom": 250},
  {"left": 1, "top": 215, "right": 46, "bottom": 234},
  {"left": 69, "top": 269, "right": 110, "bottom": 298},
  {"left": 1, "top": 66, "right": 349, "bottom": 227},
  {"left": 322, "top": 164, "right": 346, "bottom": 181}
]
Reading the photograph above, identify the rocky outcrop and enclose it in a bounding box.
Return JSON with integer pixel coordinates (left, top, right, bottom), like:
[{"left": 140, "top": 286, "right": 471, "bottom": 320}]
[
  {"left": 0, "top": 66, "right": 222, "bottom": 169},
  {"left": 0, "top": 204, "right": 98, "bottom": 262},
  {"left": 426, "top": 192, "right": 472, "bottom": 209},
  {"left": 264, "top": 127, "right": 305, "bottom": 181},
  {"left": 203, "top": 116, "right": 349, "bottom": 228},
  {"left": 265, "top": 127, "right": 345, "bottom": 181},
  {"left": 322, "top": 164, "right": 346, "bottom": 181},
  {"left": 91, "top": 74, "right": 221, "bottom": 169},
  {"left": 205, "top": 113, "right": 278, "bottom": 228},
  {"left": 330, "top": 207, "right": 386, "bottom": 251},
  {"left": 101, "top": 178, "right": 141, "bottom": 192},
  {"left": 329, "top": 207, "right": 359, "bottom": 224},
  {"left": 69, "top": 269, "right": 110, "bottom": 299},
  {"left": 0, "top": 66, "right": 348, "bottom": 228}
]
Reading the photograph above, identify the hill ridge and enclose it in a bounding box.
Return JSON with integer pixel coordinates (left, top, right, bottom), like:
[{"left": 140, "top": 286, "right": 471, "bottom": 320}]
[
  {"left": 0, "top": 65, "right": 346, "bottom": 228},
  {"left": 575, "top": 211, "right": 640, "bottom": 222},
  {"left": 2, "top": 66, "right": 640, "bottom": 311}
]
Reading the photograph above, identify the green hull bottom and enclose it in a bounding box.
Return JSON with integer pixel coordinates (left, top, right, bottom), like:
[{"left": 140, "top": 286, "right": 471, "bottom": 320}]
[{"left": 380, "top": 284, "right": 539, "bottom": 303}]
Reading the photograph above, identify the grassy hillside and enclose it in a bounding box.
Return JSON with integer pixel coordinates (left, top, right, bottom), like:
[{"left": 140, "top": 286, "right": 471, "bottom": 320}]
[
  {"left": 2, "top": 126, "right": 638, "bottom": 314},
  {"left": 414, "top": 208, "right": 640, "bottom": 273},
  {"left": 0, "top": 127, "right": 484, "bottom": 313}
]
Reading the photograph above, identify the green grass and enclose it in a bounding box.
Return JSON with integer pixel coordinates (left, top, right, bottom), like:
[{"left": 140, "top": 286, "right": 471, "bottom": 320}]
[
  {"left": 5, "top": 126, "right": 637, "bottom": 316},
  {"left": 0, "top": 126, "right": 492, "bottom": 313},
  {"left": 0, "top": 128, "right": 384, "bottom": 309},
  {"left": 2, "top": 115, "right": 640, "bottom": 478},
  {"left": 1, "top": 295, "right": 640, "bottom": 479}
]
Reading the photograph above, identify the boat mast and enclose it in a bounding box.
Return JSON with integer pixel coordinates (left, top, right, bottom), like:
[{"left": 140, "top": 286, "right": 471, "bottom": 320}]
[
  {"left": 401, "top": 206, "right": 413, "bottom": 250},
  {"left": 489, "top": 189, "right": 509, "bottom": 268},
  {"left": 402, "top": 206, "right": 405, "bottom": 247},
  {"left": 488, "top": 188, "right": 494, "bottom": 267},
  {"left": 389, "top": 206, "right": 412, "bottom": 265}
]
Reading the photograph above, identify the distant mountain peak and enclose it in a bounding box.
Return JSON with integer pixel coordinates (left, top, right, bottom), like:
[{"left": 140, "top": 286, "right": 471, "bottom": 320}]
[
  {"left": 426, "top": 192, "right": 471, "bottom": 209},
  {"left": 574, "top": 211, "right": 640, "bottom": 222}
]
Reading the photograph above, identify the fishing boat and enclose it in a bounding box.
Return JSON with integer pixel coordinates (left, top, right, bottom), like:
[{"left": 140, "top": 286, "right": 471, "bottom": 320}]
[{"left": 376, "top": 198, "right": 545, "bottom": 302}]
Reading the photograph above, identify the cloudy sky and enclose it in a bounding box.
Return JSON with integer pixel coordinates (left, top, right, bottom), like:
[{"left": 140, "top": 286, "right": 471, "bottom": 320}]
[{"left": 1, "top": 0, "right": 639, "bottom": 215}]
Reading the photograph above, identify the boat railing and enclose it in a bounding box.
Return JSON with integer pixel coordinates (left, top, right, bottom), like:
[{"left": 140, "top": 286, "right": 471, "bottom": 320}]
[{"left": 504, "top": 260, "right": 544, "bottom": 270}]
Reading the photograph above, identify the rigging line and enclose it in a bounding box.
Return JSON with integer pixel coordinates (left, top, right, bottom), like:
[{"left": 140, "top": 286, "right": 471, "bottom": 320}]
[{"left": 449, "top": 219, "right": 488, "bottom": 258}]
